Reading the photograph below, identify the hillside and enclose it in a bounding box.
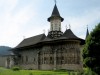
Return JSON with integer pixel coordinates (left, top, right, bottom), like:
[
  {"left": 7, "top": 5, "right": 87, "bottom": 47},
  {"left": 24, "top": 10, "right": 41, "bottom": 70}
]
[{"left": 0, "top": 46, "right": 12, "bottom": 56}]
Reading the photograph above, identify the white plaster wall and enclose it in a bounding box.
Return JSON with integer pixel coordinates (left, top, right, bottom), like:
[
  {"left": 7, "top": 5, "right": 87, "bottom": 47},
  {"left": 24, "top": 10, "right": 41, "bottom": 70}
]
[
  {"left": 0, "top": 56, "right": 7, "bottom": 67},
  {"left": 18, "top": 49, "right": 39, "bottom": 69},
  {"left": 50, "top": 18, "right": 61, "bottom": 31}
]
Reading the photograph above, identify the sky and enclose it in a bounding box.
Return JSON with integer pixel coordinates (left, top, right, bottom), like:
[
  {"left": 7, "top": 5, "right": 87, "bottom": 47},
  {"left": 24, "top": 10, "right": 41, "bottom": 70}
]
[{"left": 0, "top": 0, "right": 100, "bottom": 48}]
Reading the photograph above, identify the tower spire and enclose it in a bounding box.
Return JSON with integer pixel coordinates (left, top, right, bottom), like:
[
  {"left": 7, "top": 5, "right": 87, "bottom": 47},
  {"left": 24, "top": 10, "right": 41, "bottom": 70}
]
[
  {"left": 85, "top": 25, "right": 89, "bottom": 39},
  {"left": 47, "top": 2, "right": 63, "bottom": 38},
  {"left": 48, "top": 3, "right": 64, "bottom": 22}
]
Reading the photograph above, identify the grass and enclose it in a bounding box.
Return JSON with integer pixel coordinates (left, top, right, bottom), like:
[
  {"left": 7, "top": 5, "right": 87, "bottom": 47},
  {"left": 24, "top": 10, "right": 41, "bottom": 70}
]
[
  {"left": 0, "top": 67, "right": 71, "bottom": 75},
  {"left": 0, "top": 67, "right": 96, "bottom": 75}
]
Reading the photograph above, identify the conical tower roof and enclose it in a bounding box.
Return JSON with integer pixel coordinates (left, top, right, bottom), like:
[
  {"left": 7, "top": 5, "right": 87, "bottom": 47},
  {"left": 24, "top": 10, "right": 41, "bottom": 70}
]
[
  {"left": 63, "top": 29, "right": 79, "bottom": 39},
  {"left": 85, "top": 27, "right": 89, "bottom": 39},
  {"left": 48, "top": 4, "right": 64, "bottom": 22},
  {"left": 62, "top": 29, "right": 85, "bottom": 45},
  {"left": 51, "top": 4, "right": 60, "bottom": 16}
]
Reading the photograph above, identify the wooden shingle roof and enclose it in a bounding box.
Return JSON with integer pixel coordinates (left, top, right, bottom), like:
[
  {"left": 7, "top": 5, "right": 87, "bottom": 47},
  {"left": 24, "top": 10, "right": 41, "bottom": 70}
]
[
  {"left": 62, "top": 29, "right": 85, "bottom": 45},
  {"left": 15, "top": 29, "right": 85, "bottom": 49},
  {"left": 48, "top": 4, "right": 64, "bottom": 22},
  {"left": 51, "top": 4, "right": 60, "bottom": 17},
  {"left": 16, "top": 34, "right": 46, "bottom": 48},
  {"left": 85, "top": 27, "right": 89, "bottom": 39},
  {"left": 63, "top": 29, "right": 79, "bottom": 39}
]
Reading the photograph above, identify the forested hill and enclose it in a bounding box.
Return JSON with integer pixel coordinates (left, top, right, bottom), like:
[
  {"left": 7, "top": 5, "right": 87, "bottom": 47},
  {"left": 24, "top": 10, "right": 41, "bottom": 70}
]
[{"left": 0, "top": 46, "right": 12, "bottom": 56}]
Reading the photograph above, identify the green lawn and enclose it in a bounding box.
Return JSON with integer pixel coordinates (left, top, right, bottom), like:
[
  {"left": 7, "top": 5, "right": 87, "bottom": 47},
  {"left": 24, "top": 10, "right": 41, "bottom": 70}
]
[
  {"left": 0, "top": 67, "right": 75, "bottom": 75},
  {"left": 0, "top": 67, "right": 96, "bottom": 75}
]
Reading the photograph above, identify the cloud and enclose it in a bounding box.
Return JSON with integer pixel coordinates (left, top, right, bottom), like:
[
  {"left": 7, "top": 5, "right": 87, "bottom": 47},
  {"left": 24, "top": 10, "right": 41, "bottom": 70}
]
[
  {"left": 0, "top": 0, "right": 18, "bottom": 13},
  {"left": 0, "top": 0, "right": 100, "bottom": 47},
  {"left": 64, "top": 8, "right": 100, "bottom": 39},
  {"left": 0, "top": 0, "right": 36, "bottom": 47}
]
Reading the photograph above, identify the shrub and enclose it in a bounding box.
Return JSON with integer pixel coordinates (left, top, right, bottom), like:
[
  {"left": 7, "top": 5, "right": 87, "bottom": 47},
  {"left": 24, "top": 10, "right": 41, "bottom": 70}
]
[
  {"left": 12, "top": 66, "right": 20, "bottom": 71},
  {"left": 54, "top": 69, "right": 67, "bottom": 72}
]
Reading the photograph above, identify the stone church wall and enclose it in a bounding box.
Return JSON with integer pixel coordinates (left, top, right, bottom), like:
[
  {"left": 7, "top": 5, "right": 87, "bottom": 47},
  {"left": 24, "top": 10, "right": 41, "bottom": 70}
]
[
  {"left": 40, "top": 64, "right": 54, "bottom": 70},
  {"left": 0, "top": 55, "right": 14, "bottom": 68},
  {"left": 14, "top": 40, "right": 83, "bottom": 71},
  {"left": 0, "top": 56, "right": 7, "bottom": 67},
  {"left": 36, "top": 41, "right": 83, "bottom": 70},
  {"left": 18, "top": 49, "right": 39, "bottom": 69}
]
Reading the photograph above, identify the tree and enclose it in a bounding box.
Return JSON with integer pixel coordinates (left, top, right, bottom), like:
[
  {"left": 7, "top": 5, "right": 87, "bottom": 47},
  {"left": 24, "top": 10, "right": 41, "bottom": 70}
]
[{"left": 83, "top": 23, "right": 100, "bottom": 75}]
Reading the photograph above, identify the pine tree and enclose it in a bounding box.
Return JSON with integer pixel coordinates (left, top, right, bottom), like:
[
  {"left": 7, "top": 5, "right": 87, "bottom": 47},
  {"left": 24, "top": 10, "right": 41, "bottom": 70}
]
[{"left": 83, "top": 23, "right": 100, "bottom": 75}]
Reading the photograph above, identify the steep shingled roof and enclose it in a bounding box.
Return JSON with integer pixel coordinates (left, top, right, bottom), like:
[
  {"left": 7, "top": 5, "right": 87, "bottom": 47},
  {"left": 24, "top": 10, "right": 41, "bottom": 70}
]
[
  {"left": 63, "top": 29, "right": 79, "bottom": 39},
  {"left": 16, "top": 34, "right": 46, "bottom": 48},
  {"left": 15, "top": 29, "right": 85, "bottom": 49},
  {"left": 48, "top": 4, "right": 64, "bottom": 22},
  {"left": 51, "top": 4, "right": 60, "bottom": 16},
  {"left": 85, "top": 27, "right": 89, "bottom": 39},
  {"left": 62, "top": 29, "right": 85, "bottom": 45}
]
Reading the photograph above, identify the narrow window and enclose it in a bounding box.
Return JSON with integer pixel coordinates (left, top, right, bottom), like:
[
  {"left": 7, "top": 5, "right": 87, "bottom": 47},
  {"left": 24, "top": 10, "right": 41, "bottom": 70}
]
[
  {"left": 50, "top": 57, "right": 53, "bottom": 64},
  {"left": 26, "top": 56, "right": 28, "bottom": 62},
  {"left": 21, "top": 56, "right": 23, "bottom": 63}
]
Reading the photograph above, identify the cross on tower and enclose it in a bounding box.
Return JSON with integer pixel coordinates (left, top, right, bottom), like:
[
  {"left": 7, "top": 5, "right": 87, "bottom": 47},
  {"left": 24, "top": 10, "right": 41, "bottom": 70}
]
[
  {"left": 65, "top": 25, "right": 68, "bottom": 29},
  {"left": 69, "top": 24, "right": 71, "bottom": 29},
  {"left": 54, "top": 0, "right": 57, "bottom": 4},
  {"left": 87, "top": 25, "right": 88, "bottom": 28},
  {"left": 43, "top": 29, "right": 45, "bottom": 34},
  {"left": 23, "top": 36, "right": 25, "bottom": 39}
]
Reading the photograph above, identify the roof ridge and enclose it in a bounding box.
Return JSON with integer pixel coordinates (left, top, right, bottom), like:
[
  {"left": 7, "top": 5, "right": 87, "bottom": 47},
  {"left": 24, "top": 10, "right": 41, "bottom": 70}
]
[
  {"left": 24, "top": 33, "right": 45, "bottom": 40},
  {"left": 15, "top": 34, "right": 46, "bottom": 48}
]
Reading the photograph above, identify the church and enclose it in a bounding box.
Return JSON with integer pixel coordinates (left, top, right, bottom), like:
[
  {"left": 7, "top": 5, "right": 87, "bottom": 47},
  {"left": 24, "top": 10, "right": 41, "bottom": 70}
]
[{"left": 8, "top": 3, "right": 86, "bottom": 70}]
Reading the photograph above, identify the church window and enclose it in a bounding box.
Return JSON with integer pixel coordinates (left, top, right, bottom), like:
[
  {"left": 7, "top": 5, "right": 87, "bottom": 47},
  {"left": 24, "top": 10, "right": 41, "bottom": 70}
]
[
  {"left": 61, "top": 56, "right": 64, "bottom": 64},
  {"left": 34, "top": 58, "right": 35, "bottom": 61},
  {"left": 50, "top": 57, "right": 53, "bottom": 64},
  {"left": 59, "top": 26, "right": 60, "bottom": 31},
  {"left": 44, "top": 57, "right": 47, "bottom": 64},
  {"left": 33, "top": 58, "right": 35, "bottom": 64},
  {"left": 26, "top": 56, "right": 28, "bottom": 62},
  {"left": 76, "top": 52, "right": 80, "bottom": 64},
  {"left": 50, "top": 57, "right": 52, "bottom": 60},
  {"left": 51, "top": 26, "right": 53, "bottom": 31},
  {"left": 21, "top": 56, "right": 23, "bottom": 63},
  {"left": 56, "top": 57, "right": 61, "bottom": 65},
  {"left": 51, "top": 23, "right": 53, "bottom": 26}
]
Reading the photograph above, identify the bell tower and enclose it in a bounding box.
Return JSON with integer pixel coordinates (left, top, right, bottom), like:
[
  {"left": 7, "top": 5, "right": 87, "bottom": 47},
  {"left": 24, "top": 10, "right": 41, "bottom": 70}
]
[{"left": 47, "top": 4, "right": 64, "bottom": 39}]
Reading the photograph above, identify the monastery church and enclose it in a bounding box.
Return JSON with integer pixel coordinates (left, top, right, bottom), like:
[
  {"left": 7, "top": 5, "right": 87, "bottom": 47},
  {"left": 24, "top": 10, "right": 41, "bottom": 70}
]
[{"left": 5, "top": 3, "right": 88, "bottom": 70}]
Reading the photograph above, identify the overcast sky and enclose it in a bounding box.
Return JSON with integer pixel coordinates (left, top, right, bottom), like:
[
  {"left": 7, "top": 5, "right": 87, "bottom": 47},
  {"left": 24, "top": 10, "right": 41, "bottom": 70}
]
[{"left": 0, "top": 0, "right": 100, "bottom": 47}]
